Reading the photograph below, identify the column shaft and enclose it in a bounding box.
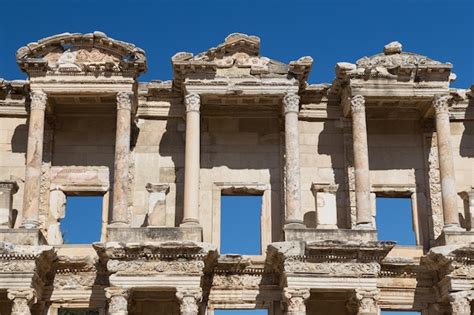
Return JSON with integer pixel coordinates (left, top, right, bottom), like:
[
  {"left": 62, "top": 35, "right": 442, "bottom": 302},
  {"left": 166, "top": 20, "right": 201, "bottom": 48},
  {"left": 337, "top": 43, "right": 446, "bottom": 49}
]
[
  {"left": 433, "top": 95, "right": 460, "bottom": 229},
  {"left": 283, "top": 93, "right": 304, "bottom": 227},
  {"left": 182, "top": 93, "right": 201, "bottom": 226},
  {"left": 111, "top": 92, "right": 132, "bottom": 226},
  {"left": 22, "top": 90, "right": 47, "bottom": 228},
  {"left": 351, "top": 95, "right": 372, "bottom": 228}
]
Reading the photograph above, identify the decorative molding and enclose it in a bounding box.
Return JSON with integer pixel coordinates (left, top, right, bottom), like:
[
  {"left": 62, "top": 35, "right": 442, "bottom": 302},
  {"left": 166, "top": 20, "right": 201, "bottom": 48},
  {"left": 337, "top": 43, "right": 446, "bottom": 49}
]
[
  {"left": 7, "top": 288, "right": 36, "bottom": 315},
  {"left": 432, "top": 95, "right": 451, "bottom": 114},
  {"left": 283, "top": 287, "right": 310, "bottom": 313},
  {"left": 105, "top": 287, "right": 129, "bottom": 315},
  {"left": 176, "top": 287, "right": 202, "bottom": 314},
  {"left": 30, "top": 90, "right": 47, "bottom": 111},
  {"left": 350, "top": 95, "right": 365, "bottom": 113}
]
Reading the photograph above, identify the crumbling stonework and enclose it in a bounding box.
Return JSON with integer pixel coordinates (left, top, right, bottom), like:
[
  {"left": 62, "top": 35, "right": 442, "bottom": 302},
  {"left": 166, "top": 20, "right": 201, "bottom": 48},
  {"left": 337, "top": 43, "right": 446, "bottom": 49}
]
[{"left": 0, "top": 32, "right": 473, "bottom": 314}]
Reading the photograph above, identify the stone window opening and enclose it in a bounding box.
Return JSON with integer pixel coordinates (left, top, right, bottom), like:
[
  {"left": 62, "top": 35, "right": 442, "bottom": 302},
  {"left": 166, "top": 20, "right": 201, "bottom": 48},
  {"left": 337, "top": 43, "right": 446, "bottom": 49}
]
[
  {"left": 373, "top": 191, "right": 418, "bottom": 246},
  {"left": 48, "top": 187, "right": 109, "bottom": 245},
  {"left": 212, "top": 183, "right": 270, "bottom": 256}
]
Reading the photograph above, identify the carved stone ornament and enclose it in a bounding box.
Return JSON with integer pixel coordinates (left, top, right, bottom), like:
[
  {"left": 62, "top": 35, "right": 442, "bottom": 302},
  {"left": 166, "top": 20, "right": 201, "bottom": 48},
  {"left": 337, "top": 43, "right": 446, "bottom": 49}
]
[
  {"left": 7, "top": 288, "right": 36, "bottom": 315},
  {"left": 284, "top": 260, "right": 380, "bottom": 276},
  {"left": 105, "top": 287, "right": 129, "bottom": 315},
  {"left": 107, "top": 259, "right": 205, "bottom": 274},
  {"left": 283, "top": 288, "right": 310, "bottom": 313},
  {"left": 283, "top": 93, "right": 300, "bottom": 114},
  {"left": 353, "top": 289, "right": 380, "bottom": 313},
  {"left": 176, "top": 287, "right": 202, "bottom": 315},
  {"left": 116, "top": 92, "right": 133, "bottom": 110},
  {"left": 350, "top": 95, "right": 365, "bottom": 113},
  {"left": 184, "top": 93, "right": 200, "bottom": 112},
  {"left": 432, "top": 95, "right": 451, "bottom": 114},
  {"left": 448, "top": 291, "right": 472, "bottom": 314},
  {"left": 30, "top": 90, "right": 47, "bottom": 111}
]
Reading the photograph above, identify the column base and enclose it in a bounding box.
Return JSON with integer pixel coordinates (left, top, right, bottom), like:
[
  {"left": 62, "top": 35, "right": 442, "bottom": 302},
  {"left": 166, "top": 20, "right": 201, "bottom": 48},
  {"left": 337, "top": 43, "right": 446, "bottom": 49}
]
[
  {"left": 435, "top": 229, "right": 474, "bottom": 246},
  {"left": 20, "top": 220, "right": 39, "bottom": 229},
  {"left": 443, "top": 224, "right": 465, "bottom": 232},
  {"left": 180, "top": 219, "right": 200, "bottom": 227},
  {"left": 355, "top": 223, "right": 375, "bottom": 230}
]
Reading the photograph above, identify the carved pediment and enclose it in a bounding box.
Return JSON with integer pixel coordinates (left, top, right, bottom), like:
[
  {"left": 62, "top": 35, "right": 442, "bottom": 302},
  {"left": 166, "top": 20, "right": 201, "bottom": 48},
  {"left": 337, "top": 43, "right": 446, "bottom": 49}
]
[
  {"left": 16, "top": 31, "right": 146, "bottom": 76},
  {"left": 172, "top": 33, "right": 313, "bottom": 92}
]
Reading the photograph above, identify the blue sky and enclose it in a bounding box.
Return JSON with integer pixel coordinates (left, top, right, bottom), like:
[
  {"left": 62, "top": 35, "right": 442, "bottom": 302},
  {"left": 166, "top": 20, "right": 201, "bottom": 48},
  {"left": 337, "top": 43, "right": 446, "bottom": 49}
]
[{"left": 0, "top": 0, "right": 472, "bottom": 88}]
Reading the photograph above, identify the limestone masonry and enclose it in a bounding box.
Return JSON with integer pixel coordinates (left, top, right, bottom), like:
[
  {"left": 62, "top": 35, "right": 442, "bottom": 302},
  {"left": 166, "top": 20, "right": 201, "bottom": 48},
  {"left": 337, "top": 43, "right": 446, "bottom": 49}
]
[{"left": 0, "top": 32, "right": 473, "bottom": 314}]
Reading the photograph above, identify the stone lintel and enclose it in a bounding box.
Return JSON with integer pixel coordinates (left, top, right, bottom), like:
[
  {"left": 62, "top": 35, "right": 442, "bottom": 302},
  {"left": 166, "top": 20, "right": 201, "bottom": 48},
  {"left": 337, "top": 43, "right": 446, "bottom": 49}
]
[{"left": 284, "top": 228, "right": 378, "bottom": 244}]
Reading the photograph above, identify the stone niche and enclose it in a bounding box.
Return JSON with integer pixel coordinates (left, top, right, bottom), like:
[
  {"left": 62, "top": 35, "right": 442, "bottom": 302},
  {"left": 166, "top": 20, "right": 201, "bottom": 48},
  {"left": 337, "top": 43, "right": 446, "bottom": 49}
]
[{"left": 311, "top": 183, "right": 338, "bottom": 229}]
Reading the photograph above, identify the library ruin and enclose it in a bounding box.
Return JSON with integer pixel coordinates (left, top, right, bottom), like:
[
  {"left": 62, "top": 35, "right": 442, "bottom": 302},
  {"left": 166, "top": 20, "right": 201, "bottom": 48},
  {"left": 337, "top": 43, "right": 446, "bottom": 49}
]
[{"left": 0, "top": 32, "right": 473, "bottom": 315}]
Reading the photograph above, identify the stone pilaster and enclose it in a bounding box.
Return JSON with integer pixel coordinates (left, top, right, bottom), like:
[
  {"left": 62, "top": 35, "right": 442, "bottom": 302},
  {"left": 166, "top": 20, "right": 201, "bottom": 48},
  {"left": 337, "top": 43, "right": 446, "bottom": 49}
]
[
  {"left": 448, "top": 291, "right": 472, "bottom": 315},
  {"left": 0, "top": 181, "right": 19, "bottom": 228},
  {"left": 350, "top": 289, "right": 380, "bottom": 315},
  {"left": 283, "top": 288, "right": 310, "bottom": 315},
  {"left": 433, "top": 95, "right": 461, "bottom": 230},
  {"left": 105, "top": 287, "right": 129, "bottom": 315},
  {"left": 22, "top": 90, "right": 47, "bottom": 228},
  {"left": 181, "top": 93, "right": 201, "bottom": 226},
  {"left": 283, "top": 93, "right": 304, "bottom": 228},
  {"left": 176, "top": 287, "right": 202, "bottom": 315},
  {"left": 110, "top": 92, "right": 133, "bottom": 226},
  {"left": 350, "top": 95, "right": 372, "bottom": 229},
  {"left": 7, "top": 288, "right": 36, "bottom": 315}
]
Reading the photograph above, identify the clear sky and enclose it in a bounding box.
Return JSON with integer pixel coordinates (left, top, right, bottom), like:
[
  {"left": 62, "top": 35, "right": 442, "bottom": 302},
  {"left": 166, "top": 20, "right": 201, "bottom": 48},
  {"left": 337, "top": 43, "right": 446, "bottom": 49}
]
[{"left": 0, "top": 0, "right": 472, "bottom": 88}]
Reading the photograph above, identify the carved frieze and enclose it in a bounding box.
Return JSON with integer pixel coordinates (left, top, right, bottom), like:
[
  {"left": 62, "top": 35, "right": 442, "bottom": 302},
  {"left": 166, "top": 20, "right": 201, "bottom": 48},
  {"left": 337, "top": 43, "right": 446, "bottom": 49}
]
[
  {"left": 107, "top": 259, "right": 205, "bottom": 274},
  {"left": 284, "top": 259, "right": 380, "bottom": 276}
]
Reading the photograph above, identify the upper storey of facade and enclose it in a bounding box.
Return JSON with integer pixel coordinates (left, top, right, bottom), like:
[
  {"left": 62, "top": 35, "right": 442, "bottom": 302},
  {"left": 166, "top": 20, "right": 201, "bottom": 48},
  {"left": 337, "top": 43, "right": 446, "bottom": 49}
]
[{"left": 0, "top": 31, "right": 472, "bottom": 251}]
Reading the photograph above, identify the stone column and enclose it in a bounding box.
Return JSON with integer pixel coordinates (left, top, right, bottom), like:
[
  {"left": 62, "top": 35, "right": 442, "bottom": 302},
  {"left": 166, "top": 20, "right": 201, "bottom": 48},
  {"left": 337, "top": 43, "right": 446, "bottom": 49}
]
[
  {"left": 146, "top": 183, "right": 170, "bottom": 226},
  {"left": 350, "top": 95, "right": 372, "bottom": 228},
  {"left": 350, "top": 289, "right": 380, "bottom": 315},
  {"left": 448, "top": 291, "right": 472, "bottom": 315},
  {"left": 0, "top": 181, "right": 19, "bottom": 228},
  {"left": 21, "top": 90, "right": 47, "bottom": 228},
  {"left": 283, "top": 288, "right": 310, "bottom": 315},
  {"left": 110, "top": 92, "right": 133, "bottom": 226},
  {"left": 283, "top": 93, "right": 304, "bottom": 228},
  {"left": 176, "top": 287, "right": 202, "bottom": 315},
  {"left": 105, "top": 287, "right": 129, "bottom": 315},
  {"left": 433, "top": 95, "right": 461, "bottom": 230},
  {"left": 181, "top": 93, "right": 201, "bottom": 226},
  {"left": 7, "top": 288, "right": 36, "bottom": 315}
]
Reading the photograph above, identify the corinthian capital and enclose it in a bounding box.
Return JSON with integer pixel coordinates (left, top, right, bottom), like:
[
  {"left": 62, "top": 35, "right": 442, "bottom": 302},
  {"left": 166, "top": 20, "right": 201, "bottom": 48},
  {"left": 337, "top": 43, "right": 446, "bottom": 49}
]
[
  {"left": 30, "top": 90, "right": 47, "bottom": 111},
  {"left": 176, "top": 287, "right": 202, "bottom": 314},
  {"left": 184, "top": 93, "right": 200, "bottom": 113},
  {"left": 283, "top": 93, "right": 300, "bottom": 114},
  {"left": 7, "top": 288, "right": 36, "bottom": 315},
  {"left": 432, "top": 95, "right": 451, "bottom": 114},
  {"left": 351, "top": 289, "right": 380, "bottom": 314},
  {"left": 350, "top": 95, "right": 365, "bottom": 113},
  {"left": 105, "top": 287, "right": 129, "bottom": 315},
  {"left": 283, "top": 288, "right": 310, "bottom": 313},
  {"left": 116, "top": 92, "right": 133, "bottom": 111},
  {"left": 449, "top": 291, "right": 472, "bottom": 314}
]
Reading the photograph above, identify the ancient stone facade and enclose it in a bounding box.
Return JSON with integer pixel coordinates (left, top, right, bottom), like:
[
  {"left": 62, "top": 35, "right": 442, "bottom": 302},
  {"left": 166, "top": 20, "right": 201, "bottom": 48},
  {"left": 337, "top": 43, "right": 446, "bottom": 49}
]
[{"left": 0, "top": 32, "right": 473, "bottom": 314}]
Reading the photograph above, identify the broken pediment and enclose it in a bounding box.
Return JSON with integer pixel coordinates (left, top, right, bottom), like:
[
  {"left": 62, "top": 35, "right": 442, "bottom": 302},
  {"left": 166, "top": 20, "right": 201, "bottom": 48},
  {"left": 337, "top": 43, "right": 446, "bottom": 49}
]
[
  {"left": 172, "top": 33, "right": 313, "bottom": 93},
  {"left": 16, "top": 31, "right": 147, "bottom": 77}
]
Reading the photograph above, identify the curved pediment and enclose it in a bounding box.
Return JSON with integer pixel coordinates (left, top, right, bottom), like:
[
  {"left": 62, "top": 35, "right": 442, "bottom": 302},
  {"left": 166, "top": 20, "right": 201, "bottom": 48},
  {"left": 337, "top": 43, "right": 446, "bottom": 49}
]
[{"left": 16, "top": 31, "right": 146, "bottom": 76}]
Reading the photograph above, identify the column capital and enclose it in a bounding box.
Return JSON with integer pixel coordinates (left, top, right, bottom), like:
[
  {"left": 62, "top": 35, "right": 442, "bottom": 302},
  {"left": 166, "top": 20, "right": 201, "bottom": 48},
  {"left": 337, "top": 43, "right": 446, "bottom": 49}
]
[
  {"left": 184, "top": 93, "right": 201, "bottom": 112},
  {"left": 283, "top": 93, "right": 300, "bottom": 114},
  {"left": 105, "top": 287, "right": 129, "bottom": 315},
  {"left": 432, "top": 94, "right": 451, "bottom": 114},
  {"left": 350, "top": 95, "right": 366, "bottom": 113},
  {"left": 30, "top": 90, "right": 47, "bottom": 111},
  {"left": 448, "top": 291, "right": 472, "bottom": 314},
  {"left": 116, "top": 91, "right": 133, "bottom": 111},
  {"left": 351, "top": 289, "right": 380, "bottom": 314},
  {"left": 7, "top": 288, "right": 36, "bottom": 315},
  {"left": 176, "top": 287, "right": 202, "bottom": 314},
  {"left": 283, "top": 288, "right": 310, "bottom": 313}
]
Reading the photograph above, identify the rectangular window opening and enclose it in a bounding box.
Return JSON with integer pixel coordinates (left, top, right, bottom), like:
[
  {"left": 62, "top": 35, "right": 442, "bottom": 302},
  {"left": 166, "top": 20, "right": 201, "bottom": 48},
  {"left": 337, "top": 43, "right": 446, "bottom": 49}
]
[
  {"left": 376, "top": 196, "right": 416, "bottom": 246},
  {"left": 61, "top": 195, "right": 103, "bottom": 244},
  {"left": 220, "top": 195, "right": 262, "bottom": 255},
  {"left": 215, "top": 310, "right": 268, "bottom": 315}
]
